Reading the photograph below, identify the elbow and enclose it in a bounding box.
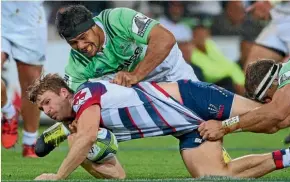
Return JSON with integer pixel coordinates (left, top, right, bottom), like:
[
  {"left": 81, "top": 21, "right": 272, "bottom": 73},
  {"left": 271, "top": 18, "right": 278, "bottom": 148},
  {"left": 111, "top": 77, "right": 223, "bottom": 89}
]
[
  {"left": 106, "top": 166, "right": 126, "bottom": 179},
  {"left": 162, "top": 31, "right": 176, "bottom": 50},
  {"left": 271, "top": 104, "right": 289, "bottom": 121},
  {"left": 265, "top": 127, "right": 279, "bottom": 134},
  {"left": 116, "top": 169, "right": 126, "bottom": 179}
]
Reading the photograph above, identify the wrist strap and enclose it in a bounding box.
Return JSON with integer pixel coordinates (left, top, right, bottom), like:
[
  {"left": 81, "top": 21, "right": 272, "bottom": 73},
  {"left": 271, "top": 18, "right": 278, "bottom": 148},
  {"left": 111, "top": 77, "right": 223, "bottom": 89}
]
[{"left": 222, "top": 116, "right": 242, "bottom": 133}]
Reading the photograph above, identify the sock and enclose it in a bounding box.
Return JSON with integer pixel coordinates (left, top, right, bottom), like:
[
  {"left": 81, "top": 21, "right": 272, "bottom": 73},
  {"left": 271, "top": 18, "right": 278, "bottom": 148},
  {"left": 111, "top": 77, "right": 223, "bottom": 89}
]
[
  {"left": 23, "top": 130, "right": 38, "bottom": 146},
  {"left": 272, "top": 148, "right": 290, "bottom": 169},
  {"left": 2, "top": 100, "right": 16, "bottom": 120}
]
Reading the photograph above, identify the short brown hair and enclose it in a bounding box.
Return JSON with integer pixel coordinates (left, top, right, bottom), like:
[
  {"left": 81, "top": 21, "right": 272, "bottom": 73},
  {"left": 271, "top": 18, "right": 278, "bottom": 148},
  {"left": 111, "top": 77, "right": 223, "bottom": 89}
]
[
  {"left": 245, "top": 59, "right": 276, "bottom": 99},
  {"left": 27, "top": 73, "right": 73, "bottom": 103}
]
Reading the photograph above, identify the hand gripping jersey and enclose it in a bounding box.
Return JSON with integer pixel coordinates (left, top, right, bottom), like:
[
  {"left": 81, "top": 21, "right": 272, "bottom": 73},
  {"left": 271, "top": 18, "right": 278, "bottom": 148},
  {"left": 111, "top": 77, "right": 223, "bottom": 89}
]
[
  {"left": 278, "top": 60, "right": 290, "bottom": 89},
  {"left": 65, "top": 8, "right": 197, "bottom": 91},
  {"left": 72, "top": 81, "right": 203, "bottom": 142}
]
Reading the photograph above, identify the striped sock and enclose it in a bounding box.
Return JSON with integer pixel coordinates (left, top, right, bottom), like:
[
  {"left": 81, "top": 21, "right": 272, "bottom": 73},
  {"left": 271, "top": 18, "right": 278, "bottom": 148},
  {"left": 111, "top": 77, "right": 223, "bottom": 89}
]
[{"left": 272, "top": 148, "right": 290, "bottom": 169}]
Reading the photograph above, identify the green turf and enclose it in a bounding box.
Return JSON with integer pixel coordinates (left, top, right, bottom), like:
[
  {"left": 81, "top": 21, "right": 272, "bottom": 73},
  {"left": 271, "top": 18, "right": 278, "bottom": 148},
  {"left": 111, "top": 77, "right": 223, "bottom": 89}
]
[{"left": 2, "top": 127, "right": 290, "bottom": 181}]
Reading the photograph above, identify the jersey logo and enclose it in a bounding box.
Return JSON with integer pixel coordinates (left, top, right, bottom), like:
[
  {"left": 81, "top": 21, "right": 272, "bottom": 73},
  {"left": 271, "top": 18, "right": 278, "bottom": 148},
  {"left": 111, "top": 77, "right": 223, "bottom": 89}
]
[
  {"left": 132, "top": 13, "right": 152, "bottom": 37},
  {"left": 64, "top": 74, "right": 72, "bottom": 88},
  {"left": 279, "top": 71, "right": 290, "bottom": 85},
  {"left": 208, "top": 104, "right": 224, "bottom": 119},
  {"left": 73, "top": 88, "right": 92, "bottom": 112}
]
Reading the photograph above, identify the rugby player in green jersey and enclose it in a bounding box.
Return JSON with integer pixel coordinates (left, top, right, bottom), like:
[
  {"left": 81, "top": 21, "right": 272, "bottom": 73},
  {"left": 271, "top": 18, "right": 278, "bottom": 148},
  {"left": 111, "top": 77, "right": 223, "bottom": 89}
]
[
  {"left": 36, "top": 4, "right": 199, "bottom": 157},
  {"left": 57, "top": 5, "right": 198, "bottom": 91},
  {"left": 198, "top": 59, "right": 290, "bottom": 141}
]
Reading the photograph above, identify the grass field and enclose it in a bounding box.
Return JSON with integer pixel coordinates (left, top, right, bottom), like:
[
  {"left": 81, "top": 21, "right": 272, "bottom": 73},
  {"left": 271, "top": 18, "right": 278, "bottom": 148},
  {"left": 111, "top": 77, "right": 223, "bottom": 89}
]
[{"left": 2, "top": 126, "right": 290, "bottom": 181}]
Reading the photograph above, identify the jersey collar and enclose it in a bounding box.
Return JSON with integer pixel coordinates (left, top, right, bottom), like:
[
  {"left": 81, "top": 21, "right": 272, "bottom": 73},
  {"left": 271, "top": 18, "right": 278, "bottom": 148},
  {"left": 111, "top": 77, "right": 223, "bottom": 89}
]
[{"left": 94, "top": 20, "right": 108, "bottom": 51}]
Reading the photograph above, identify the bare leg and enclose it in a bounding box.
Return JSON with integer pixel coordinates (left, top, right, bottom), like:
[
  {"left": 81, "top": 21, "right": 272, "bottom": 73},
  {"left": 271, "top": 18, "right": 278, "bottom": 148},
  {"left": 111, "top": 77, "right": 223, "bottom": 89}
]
[
  {"left": 1, "top": 80, "right": 8, "bottom": 108},
  {"left": 244, "top": 44, "right": 283, "bottom": 71},
  {"left": 16, "top": 61, "right": 42, "bottom": 134},
  {"left": 181, "top": 140, "right": 279, "bottom": 178},
  {"left": 1, "top": 52, "right": 8, "bottom": 107},
  {"left": 1, "top": 52, "right": 18, "bottom": 149}
]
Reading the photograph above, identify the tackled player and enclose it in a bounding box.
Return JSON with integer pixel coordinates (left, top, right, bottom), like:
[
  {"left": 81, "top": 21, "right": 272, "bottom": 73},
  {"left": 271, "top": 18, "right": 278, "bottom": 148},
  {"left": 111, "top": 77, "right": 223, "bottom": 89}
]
[{"left": 27, "top": 74, "right": 290, "bottom": 180}]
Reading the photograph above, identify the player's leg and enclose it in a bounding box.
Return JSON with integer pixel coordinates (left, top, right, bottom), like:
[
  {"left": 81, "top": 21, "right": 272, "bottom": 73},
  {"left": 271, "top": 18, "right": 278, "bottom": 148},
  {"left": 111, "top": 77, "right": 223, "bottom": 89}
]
[
  {"left": 1, "top": 38, "right": 19, "bottom": 149},
  {"left": 67, "top": 134, "right": 126, "bottom": 179},
  {"left": 244, "top": 22, "right": 285, "bottom": 71},
  {"left": 16, "top": 61, "right": 42, "bottom": 157},
  {"left": 180, "top": 138, "right": 289, "bottom": 178}
]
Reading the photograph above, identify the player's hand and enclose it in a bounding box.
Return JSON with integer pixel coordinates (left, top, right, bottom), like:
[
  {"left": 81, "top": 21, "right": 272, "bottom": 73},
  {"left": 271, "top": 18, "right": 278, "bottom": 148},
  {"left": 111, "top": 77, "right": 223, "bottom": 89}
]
[
  {"left": 246, "top": 1, "right": 272, "bottom": 20},
  {"left": 198, "top": 120, "right": 225, "bottom": 141},
  {"left": 34, "top": 173, "right": 60, "bottom": 180},
  {"left": 111, "top": 71, "right": 140, "bottom": 87}
]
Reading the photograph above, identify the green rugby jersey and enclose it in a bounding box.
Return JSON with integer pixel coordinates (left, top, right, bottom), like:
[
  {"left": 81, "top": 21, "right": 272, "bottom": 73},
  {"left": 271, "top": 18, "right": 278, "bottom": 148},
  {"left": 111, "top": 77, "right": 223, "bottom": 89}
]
[
  {"left": 64, "top": 8, "right": 159, "bottom": 91},
  {"left": 278, "top": 60, "right": 290, "bottom": 89}
]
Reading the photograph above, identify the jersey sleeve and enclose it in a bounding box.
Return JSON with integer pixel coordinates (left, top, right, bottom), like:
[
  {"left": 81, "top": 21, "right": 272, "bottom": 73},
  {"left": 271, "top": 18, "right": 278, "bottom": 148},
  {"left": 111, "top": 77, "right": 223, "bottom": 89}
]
[
  {"left": 278, "top": 60, "right": 290, "bottom": 89},
  {"left": 73, "top": 82, "right": 107, "bottom": 119},
  {"left": 108, "top": 8, "right": 159, "bottom": 44}
]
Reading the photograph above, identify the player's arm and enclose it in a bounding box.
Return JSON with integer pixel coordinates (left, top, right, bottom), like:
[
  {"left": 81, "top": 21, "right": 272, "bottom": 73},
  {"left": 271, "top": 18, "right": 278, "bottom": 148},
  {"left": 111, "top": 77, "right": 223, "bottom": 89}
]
[
  {"left": 198, "top": 88, "right": 262, "bottom": 140},
  {"left": 215, "top": 84, "right": 290, "bottom": 136},
  {"left": 67, "top": 133, "right": 125, "bottom": 179},
  {"left": 81, "top": 157, "right": 126, "bottom": 179},
  {"left": 110, "top": 8, "right": 176, "bottom": 83},
  {"left": 131, "top": 24, "right": 175, "bottom": 81},
  {"left": 201, "top": 86, "right": 290, "bottom": 140},
  {"left": 55, "top": 105, "right": 100, "bottom": 179},
  {"left": 237, "top": 84, "right": 290, "bottom": 133}
]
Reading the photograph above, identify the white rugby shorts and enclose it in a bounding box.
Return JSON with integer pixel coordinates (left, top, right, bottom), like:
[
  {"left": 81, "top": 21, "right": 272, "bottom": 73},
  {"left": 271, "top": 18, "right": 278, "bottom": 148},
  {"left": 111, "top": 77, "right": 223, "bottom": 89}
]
[{"left": 1, "top": 1, "right": 47, "bottom": 65}]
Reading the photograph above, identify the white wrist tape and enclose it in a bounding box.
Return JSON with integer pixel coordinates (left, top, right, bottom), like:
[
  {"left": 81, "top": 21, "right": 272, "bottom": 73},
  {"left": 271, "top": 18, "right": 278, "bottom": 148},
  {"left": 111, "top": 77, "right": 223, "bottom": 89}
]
[{"left": 222, "top": 116, "right": 240, "bottom": 128}]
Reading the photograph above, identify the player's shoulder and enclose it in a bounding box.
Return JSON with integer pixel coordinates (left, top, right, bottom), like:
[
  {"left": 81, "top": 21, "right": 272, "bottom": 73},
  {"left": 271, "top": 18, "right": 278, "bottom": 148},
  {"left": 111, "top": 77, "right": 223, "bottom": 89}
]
[
  {"left": 278, "top": 59, "right": 290, "bottom": 87},
  {"left": 76, "top": 80, "right": 109, "bottom": 93},
  {"left": 99, "top": 8, "right": 136, "bottom": 22}
]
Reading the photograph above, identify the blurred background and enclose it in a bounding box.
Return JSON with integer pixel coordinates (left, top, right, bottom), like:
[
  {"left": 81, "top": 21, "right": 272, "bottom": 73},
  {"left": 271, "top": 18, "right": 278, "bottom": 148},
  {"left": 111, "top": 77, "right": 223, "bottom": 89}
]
[{"left": 2, "top": 1, "right": 267, "bottom": 123}]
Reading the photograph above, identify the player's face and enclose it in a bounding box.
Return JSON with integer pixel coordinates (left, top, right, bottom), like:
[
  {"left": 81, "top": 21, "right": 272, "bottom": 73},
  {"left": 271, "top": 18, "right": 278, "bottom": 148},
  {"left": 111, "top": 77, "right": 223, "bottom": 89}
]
[
  {"left": 168, "top": 2, "right": 184, "bottom": 22},
  {"left": 37, "top": 89, "right": 73, "bottom": 121},
  {"left": 68, "top": 26, "right": 104, "bottom": 57}
]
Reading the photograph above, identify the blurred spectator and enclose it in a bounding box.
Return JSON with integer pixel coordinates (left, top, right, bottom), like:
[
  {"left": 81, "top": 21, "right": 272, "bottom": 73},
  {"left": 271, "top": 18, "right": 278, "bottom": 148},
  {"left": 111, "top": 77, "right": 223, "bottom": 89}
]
[
  {"left": 173, "top": 1, "right": 245, "bottom": 93},
  {"left": 211, "top": 1, "right": 265, "bottom": 68},
  {"left": 159, "top": 1, "right": 204, "bottom": 80},
  {"left": 244, "top": 1, "right": 290, "bottom": 69},
  {"left": 190, "top": 33, "right": 245, "bottom": 93}
]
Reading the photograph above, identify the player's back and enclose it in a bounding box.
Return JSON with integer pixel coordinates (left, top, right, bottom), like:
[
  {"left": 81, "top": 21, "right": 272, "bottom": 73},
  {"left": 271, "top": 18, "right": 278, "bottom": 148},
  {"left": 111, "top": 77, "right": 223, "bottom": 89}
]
[{"left": 72, "top": 80, "right": 203, "bottom": 142}]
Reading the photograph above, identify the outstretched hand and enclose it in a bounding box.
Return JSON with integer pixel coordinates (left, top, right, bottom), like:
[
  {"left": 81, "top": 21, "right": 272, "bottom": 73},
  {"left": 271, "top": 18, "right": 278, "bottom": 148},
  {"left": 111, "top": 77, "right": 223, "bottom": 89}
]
[{"left": 34, "top": 173, "right": 60, "bottom": 180}]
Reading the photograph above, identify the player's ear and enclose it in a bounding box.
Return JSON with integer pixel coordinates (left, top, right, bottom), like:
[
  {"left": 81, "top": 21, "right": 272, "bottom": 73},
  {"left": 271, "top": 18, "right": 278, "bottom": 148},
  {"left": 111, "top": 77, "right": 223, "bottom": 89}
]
[
  {"left": 265, "top": 97, "right": 272, "bottom": 103},
  {"left": 60, "top": 88, "right": 69, "bottom": 98}
]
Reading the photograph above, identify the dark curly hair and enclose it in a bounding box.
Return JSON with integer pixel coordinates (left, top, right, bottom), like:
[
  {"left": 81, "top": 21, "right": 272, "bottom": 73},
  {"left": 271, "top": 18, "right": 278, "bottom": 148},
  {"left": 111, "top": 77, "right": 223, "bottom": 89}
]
[{"left": 55, "top": 5, "right": 93, "bottom": 39}]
